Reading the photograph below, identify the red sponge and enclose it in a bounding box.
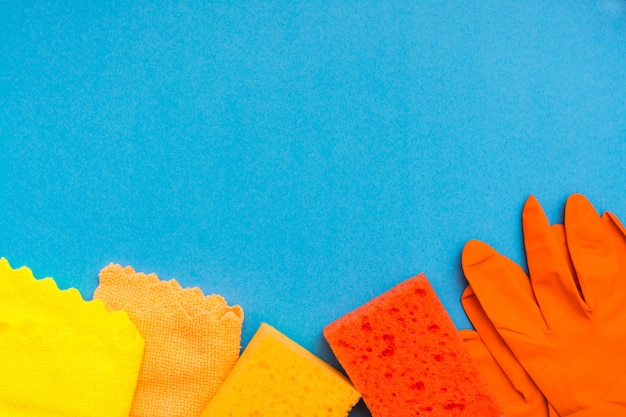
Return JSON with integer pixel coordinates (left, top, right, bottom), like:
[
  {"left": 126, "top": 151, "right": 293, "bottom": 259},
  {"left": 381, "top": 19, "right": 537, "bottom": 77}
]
[{"left": 323, "top": 273, "right": 504, "bottom": 417}]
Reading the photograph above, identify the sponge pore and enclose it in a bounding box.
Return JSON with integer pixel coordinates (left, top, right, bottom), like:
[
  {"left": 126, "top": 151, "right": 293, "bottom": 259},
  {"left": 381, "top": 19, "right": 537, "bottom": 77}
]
[{"left": 324, "top": 273, "right": 504, "bottom": 417}]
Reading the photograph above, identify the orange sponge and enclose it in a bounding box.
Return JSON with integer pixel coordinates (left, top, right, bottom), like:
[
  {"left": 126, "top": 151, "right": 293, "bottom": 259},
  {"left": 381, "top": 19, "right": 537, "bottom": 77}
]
[
  {"left": 324, "top": 273, "right": 504, "bottom": 417},
  {"left": 201, "top": 323, "right": 361, "bottom": 417}
]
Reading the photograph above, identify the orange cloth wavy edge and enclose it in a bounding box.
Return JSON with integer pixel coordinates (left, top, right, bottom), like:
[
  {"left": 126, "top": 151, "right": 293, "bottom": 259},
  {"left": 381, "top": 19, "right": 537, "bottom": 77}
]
[{"left": 94, "top": 263, "right": 244, "bottom": 417}]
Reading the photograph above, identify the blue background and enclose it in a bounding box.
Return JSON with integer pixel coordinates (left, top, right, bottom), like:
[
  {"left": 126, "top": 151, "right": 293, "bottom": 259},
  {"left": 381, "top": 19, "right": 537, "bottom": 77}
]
[{"left": 2, "top": 2, "right": 626, "bottom": 415}]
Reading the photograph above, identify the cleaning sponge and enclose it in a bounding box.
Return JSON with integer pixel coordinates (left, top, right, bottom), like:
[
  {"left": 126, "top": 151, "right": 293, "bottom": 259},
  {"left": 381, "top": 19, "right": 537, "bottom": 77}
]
[
  {"left": 201, "top": 323, "right": 361, "bottom": 417},
  {"left": 324, "top": 273, "right": 504, "bottom": 417}
]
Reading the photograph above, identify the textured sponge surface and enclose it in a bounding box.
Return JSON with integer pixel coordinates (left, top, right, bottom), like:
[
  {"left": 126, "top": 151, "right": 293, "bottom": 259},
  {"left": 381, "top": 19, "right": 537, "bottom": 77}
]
[
  {"left": 201, "top": 323, "right": 361, "bottom": 417},
  {"left": 324, "top": 273, "right": 504, "bottom": 417}
]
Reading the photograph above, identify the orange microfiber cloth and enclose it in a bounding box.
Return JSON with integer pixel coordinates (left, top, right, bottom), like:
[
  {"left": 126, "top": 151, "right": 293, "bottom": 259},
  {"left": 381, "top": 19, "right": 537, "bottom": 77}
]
[
  {"left": 200, "top": 323, "right": 361, "bottom": 417},
  {"left": 94, "top": 264, "right": 244, "bottom": 417},
  {"left": 324, "top": 273, "right": 504, "bottom": 417}
]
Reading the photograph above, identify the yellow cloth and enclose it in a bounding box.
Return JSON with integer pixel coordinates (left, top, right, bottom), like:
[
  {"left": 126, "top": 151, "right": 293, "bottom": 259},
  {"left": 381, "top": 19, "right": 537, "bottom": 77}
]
[
  {"left": 0, "top": 258, "right": 144, "bottom": 417},
  {"left": 201, "top": 323, "right": 361, "bottom": 417},
  {"left": 94, "top": 264, "right": 244, "bottom": 417}
]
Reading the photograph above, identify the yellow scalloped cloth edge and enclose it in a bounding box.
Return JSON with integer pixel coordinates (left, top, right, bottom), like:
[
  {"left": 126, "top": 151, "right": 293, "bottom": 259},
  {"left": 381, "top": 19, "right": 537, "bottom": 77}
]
[{"left": 0, "top": 258, "right": 144, "bottom": 417}]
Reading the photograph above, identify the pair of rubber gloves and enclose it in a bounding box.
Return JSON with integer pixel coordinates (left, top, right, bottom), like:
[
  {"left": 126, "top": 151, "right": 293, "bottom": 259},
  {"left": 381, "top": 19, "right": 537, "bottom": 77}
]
[{"left": 460, "top": 194, "right": 626, "bottom": 417}]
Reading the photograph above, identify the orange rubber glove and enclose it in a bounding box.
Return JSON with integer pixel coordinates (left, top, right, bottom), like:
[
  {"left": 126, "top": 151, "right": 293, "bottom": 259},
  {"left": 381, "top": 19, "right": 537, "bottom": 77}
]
[
  {"left": 460, "top": 327, "right": 556, "bottom": 417},
  {"left": 461, "top": 284, "right": 560, "bottom": 417},
  {"left": 461, "top": 223, "right": 573, "bottom": 417},
  {"left": 462, "top": 194, "right": 626, "bottom": 416}
]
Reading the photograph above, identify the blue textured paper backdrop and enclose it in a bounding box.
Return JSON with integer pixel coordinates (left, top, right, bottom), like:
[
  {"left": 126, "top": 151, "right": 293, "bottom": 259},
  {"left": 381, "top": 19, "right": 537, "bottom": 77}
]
[{"left": 2, "top": 2, "right": 626, "bottom": 415}]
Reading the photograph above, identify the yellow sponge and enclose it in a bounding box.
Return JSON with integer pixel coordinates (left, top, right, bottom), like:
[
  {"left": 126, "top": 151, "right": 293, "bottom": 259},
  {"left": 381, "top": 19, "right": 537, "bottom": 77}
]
[
  {"left": 94, "top": 264, "right": 244, "bottom": 417},
  {"left": 0, "top": 258, "right": 144, "bottom": 417},
  {"left": 201, "top": 323, "right": 361, "bottom": 417}
]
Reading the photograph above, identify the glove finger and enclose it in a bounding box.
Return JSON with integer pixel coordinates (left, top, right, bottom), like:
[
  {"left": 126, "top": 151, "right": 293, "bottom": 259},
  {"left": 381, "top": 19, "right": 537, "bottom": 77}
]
[
  {"left": 600, "top": 211, "right": 626, "bottom": 301},
  {"left": 460, "top": 329, "right": 549, "bottom": 417},
  {"left": 550, "top": 224, "right": 576, "bottom": 280},
  {"left": 564, "top": 194, "right": 619, "bottom": 310},
  {"left": 462, "top": 286, "right": 549, "bottom": 412},
  {"left": 604, "top": 211, "right": 626, "bottom": 239},
  {"left": 460, "top": 329, "right": 514, "bottom": 396},
  {"left": 522, "top": 195, "right": 585, "bottom": 326},
  {"left": 462, "top": 239, "right": 546, "bottom": 345},
  {"left": 602, "top": 212, "right": 626, "bottom": 257}
]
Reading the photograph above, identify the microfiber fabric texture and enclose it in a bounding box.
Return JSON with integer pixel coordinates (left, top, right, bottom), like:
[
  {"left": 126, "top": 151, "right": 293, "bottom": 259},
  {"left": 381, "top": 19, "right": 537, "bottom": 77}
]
[
  {"left": 324, "top": 273, "right": 504, "bottom": 417},
  {"left": 93, "top": 264, "right": 244, "bottom": 417},
  {"left": 201, "top": 323, "right": 361, "bottom": 417},
  {"left": 0, "top": 258, "right": 144, "bottom": 417}
]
